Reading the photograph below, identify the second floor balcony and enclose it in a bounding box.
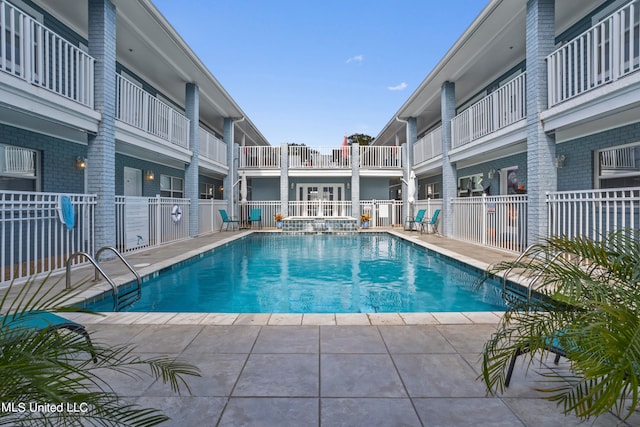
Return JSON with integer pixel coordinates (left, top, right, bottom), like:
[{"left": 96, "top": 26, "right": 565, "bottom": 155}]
[
  {"left": 0, "top": 0, "right": 94, "bottom": 108},
  {"left": 115, "top": 75, "right": 190, "bottom": 149},
  {"left": 414, "top": 126, "right": 442, "bottom": 166},
  {"left": 547, "top": 0, "right": 640, "bottom": 107},
  {"left": 451, "top": 72, "right": 527, "bottom": 149},
  {"left": 238, "top": 145, "right": 403, "bottom": 172}
]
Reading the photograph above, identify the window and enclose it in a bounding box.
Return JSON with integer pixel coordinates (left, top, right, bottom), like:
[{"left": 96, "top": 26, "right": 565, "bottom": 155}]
[
  {"left": 596, "top": 143, "right": 640, "bottom": 189},
  {"left": 160, "top": 174, "right": 183, "bottom": 198},
  {"left": 0, "top": 144, "right": 39, "bottom": 191},
  {"left": 425, "top": 182, "right": 440, "bottom": 199},
  {"left": 200, "top": 182, "right": 216, "bottom": 199},
  {"left": 458, "top": 174, "right": 484, "bottom": 197}
]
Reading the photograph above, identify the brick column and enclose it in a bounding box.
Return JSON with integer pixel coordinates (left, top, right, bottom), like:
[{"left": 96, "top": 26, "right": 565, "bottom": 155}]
[
  {"left": 526, "top": 0, "right": 556, "bottom": 244},
  {"left": 87, "top": 0, "right": 116, "bottom": 252},
  {"left": 223, "top": 118, "right": 236, "bottom": 218},
  {"left": 351, "top": 142, "right": 360, "bottom": 219},
  {"left": 280, "top": 143, "right": 289, "bottom": 216},
  {"left": 185, "top": 83, "right": 199, "bottom": 236},
  {"left": 441, "top": 81, "right": 456, "bottom": 237}
]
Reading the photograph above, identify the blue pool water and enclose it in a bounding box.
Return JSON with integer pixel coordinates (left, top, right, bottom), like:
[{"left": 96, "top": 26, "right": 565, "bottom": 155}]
[{"left": 86, "top": 233, "right": 507, "bottom": 313}]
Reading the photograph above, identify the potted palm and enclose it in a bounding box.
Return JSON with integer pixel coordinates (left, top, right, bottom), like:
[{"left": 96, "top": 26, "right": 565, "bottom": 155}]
[
  {"left": 481, "top": 229, "right": 640, "bottom": 422},
  {"left": 360, "top": 213, "right": 371, "bottom": 228},
  {"left": 273, "top": 213, "right": 284, "bottom": 229}
]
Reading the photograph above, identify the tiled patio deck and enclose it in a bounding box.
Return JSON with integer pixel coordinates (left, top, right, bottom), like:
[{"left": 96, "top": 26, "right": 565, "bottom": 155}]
[{"left": 28, "top": 230, "right": 640, "bottom": 425}]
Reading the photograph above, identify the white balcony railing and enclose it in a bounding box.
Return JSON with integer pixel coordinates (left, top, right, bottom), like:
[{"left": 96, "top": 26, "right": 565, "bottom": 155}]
[
  {"left": 548, "top": 0, "right": 640, "bottom": 107},
  {"left": 0, "top": 0, "right": 95, "bottom": 107},
  {"left": 116, "top": 75, "right": 190, "bottom": 148},
  {"left": 289, "top": 146, "right": 350, "bottom": 168},
  {"left": 452, "top": 72, "right": 526, "bottom": 149},
  {"left": 414, "top": 126, "right": 442, "bottom": 165},
  {"left": 359, "top": 146, "right": 402, "bottom": 168},
  {"left": 239, "top": 146, "right": 281, "bottom": 168},
  {"left": 199, "top": 127, "right": 227, "bottom": 166}
]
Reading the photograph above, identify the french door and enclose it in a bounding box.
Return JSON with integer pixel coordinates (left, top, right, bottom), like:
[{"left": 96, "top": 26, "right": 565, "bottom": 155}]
[{"left": 297, "top": 184, "right": 344, "bottom": 216}]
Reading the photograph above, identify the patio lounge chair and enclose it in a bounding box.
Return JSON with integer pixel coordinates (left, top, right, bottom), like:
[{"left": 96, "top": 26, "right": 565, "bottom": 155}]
[
  {"left": 505, "top": 333, "right": 566, "bottom": 387},
  {"left": 404, "top": 209, "right": 426, "bottom": 232},
  {"left": 1, "top": 310, "right": 97, "bottom": 362},
  {"left": 219, "top": 209, "right": 239, "bottom": 231},
  {"left": 249, "top": 209, "right": 262, "bottom": 229},
  {"left": 420, "top": 209, "right": 440, "bottom": 234}
]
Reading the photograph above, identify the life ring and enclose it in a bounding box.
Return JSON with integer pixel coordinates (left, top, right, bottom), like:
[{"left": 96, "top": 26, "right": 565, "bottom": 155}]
[
  {"left": 57, "top": 195, "right": 75, "bottom": 230},
  {"left": 171, "top": 204, "right": 182, "bottom": 223}
]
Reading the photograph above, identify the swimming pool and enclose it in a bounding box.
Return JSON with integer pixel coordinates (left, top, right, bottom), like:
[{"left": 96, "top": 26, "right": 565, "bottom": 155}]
[{"left": 86, "top": 233, "right": 507, "bottom": 313}]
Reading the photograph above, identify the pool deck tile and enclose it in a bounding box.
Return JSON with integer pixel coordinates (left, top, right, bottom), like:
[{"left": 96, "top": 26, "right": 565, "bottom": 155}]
[
  {"left": 268, "top": 313, "right": 303, "bottom": 325},
  {"left": 13, "top": 229, "right": 639, "bottom": 426},
  {"left": 302, "top": 313, "right": 336, "bottom": 325}
]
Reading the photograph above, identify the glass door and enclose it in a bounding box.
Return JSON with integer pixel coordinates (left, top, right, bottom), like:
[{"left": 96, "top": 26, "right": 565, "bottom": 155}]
[{"left": 298, "top": 184, "right": 344, "bottom": 216}]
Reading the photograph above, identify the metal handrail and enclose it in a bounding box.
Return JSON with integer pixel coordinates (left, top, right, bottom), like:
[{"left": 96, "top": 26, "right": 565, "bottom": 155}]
[
  {"left": 94, "top": 246, "right": 142, "bottom": 289},
  {"left": 502, "top": 244, "right": 538, "bottom": 293},
  {"left": 66, "top": 246, "right": 142, "bottom": 311},
  {"left": 65, "top": 252, "right": 120, "bottom": 311}
]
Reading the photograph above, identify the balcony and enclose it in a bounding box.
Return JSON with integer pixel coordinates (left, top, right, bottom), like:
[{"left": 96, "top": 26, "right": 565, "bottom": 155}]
[
  {"left": 0, "top": 0, "right": 94, "bottom": 107},
  {"left": 359, "top": 145, "right": 402, "bottom": 168},
  {"left": 239, "top": 146, "right": 281, "bottom": 169},
  {"left": 199, "top": 127, "right": 227, "bottom": 166},
  {"left": 116, "top": 75, "right": 190, "bottom": 149},
  {"left": 451, "top": 72, "right": 526, "bottom": 149},
  {"left": 288, "top": 146, "right": 350, "bottom": 169},
  {"left": 413, "top": 126, "right": 442, "bottom": 166},
  {"left": 547, "top": 0, "right": 640, "bottom": 107}
]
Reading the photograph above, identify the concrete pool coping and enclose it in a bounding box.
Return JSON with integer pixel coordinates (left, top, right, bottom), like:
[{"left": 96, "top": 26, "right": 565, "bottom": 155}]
[{"left": 61, "top": 228, "right": 517, "bottom": 320}]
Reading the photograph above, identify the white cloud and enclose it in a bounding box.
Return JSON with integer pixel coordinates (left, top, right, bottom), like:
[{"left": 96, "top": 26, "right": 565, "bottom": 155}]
[
  {"left": 387, "top": 82, "right": 408, "bottom": 91},
  {"left": 346, "top": 54, "right": 364, "bottom": 64}
]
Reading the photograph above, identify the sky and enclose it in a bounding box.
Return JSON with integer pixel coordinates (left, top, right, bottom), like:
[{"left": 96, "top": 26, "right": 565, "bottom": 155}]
[{"left": 152, "top": 0, "right": 488, "bottom": 147}]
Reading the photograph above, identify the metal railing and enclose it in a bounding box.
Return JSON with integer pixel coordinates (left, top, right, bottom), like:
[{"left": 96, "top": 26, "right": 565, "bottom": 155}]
[
  {"left": 199, "top": 199, "right": 228, "bottom": 234},
  {"left": 414, "top": 127, "right": 442, "bottom": 166},
  {"left": 547, "top": 187, "right": 640, "bottom": 241},
  {"left": 239, "top": 146, "right": 281, "bottom": 168},
  {"left": 288, "top": 200, "right": 353, "bottom": 218},
  {"left": 359, "top": 200, "right": 403, "bottom": 228},
  {"left": 451, "top": 194, "right": 528, "bottom": 253},
  {"left": 115, "top": 75, "right": 190, "bottom": 148},
  {"left": 0, "top": 191, "right": 96, "bottom": 284},
  {"left": 115, "top": 196, "right": 190, "bottom": 253},
  {"left": 289, "top": 146, "right": 351, "bottom": 168},
  {"left": 452, "top": 73, "right": 526, "bottom": 148},
  {"left": 0, "top": 0, "right": 95, "bottom": 107},
  {"left": 359, "top": 146, "right": 402, "bottom": 168},
  {"left": 199, "top": 127, "right": 227, "bottom": 166},
  {"left": 548, "top": 0, "right": 640, "bottom": 107}
]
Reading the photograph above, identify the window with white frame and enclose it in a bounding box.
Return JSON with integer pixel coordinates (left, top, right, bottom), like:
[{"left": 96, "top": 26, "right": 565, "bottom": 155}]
[
  {"left": 596, "top": 142, "right": 640, "bottom": 189},
  {"left": 160, "top": 174, "right": 183, "bottom": 198},
  {"left": 0, "top": 144, "right": 39, "bottom": 191},
  {"left": 458, "top": 174, "right": 484, "bottom": 197},
  {"left": 425, "top": 182, "right": 440, "bottom": 199},
  {"left": 200, "top": 182, "right": 216, "bottom": 199}
]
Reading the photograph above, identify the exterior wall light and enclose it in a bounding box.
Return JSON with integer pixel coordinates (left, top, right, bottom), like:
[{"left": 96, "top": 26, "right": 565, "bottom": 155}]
[
  {"left": 75, "top": 156, "right": 86, "bottom": 169},
  {"left": 145, "top": 170, "right": 155, "bottom": 181}
]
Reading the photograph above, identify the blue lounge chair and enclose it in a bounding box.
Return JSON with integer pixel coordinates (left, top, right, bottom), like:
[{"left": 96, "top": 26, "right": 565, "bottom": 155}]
[
  {"left": 219, "top": 209, "right": 239, "bottom": 231},
  {"left": 404, "top": 209, "right": 426, "bottom": 232},
  {"left": 249, "top": 209, "right": 262, "bottom": 229},
  {"left": 1, "top": 310, "right": 97, "bottom": 362},
  {"left": 420, "top": 209, "right": 440, "bottom": 234}
]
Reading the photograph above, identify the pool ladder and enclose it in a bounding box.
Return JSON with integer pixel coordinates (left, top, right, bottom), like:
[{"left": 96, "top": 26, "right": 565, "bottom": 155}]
[
  {"left": 502, "top": 245, "right": 583, "bottom": 302},
  {"left": 66, "top": 246, "right": 142, "bottom": 311}
]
